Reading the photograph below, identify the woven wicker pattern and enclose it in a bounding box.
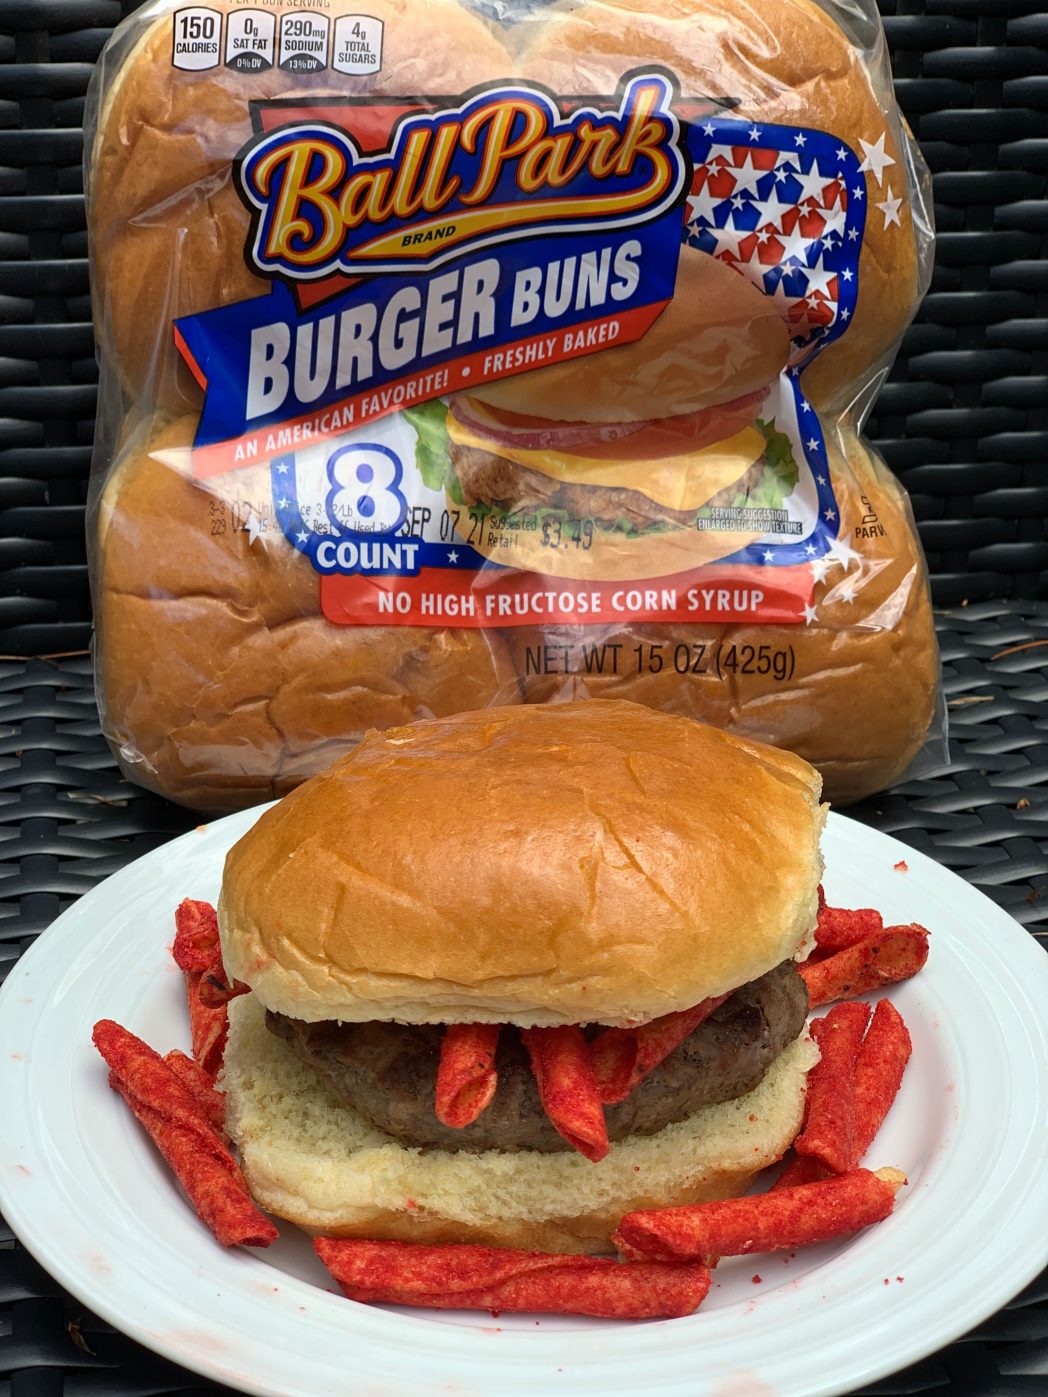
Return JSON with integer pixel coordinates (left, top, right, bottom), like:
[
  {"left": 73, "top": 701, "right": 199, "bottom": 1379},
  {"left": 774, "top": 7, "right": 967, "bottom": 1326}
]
[{"left": 0, "top": 0, "right": 1046, "bottom": 654}]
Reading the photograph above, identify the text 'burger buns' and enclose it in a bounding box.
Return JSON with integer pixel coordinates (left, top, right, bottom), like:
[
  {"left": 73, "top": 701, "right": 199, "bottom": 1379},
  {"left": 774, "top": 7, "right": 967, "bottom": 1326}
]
[
  {"left": 218, "top": 701, "right": 825, "bottom": 1026},
  {"left": 218, "top": 702, "right": 823, "bottom": 1251}
]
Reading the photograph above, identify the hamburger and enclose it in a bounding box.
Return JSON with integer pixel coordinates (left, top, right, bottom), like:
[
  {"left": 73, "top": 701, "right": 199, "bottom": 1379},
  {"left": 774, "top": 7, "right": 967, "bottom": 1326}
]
[
  {"left": 217, "top": 701, "right": 823, "bottom": 1253},
  {"left": 413, "top": 247, "right": 794, "bottom": 582}
]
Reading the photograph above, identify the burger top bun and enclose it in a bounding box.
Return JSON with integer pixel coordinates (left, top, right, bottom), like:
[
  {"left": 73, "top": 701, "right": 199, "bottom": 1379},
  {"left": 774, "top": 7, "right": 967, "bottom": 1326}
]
[
  {"left": 467, "top": 245, "right": 791, "bottom": 424},
  {"left": 88, "top": 0, "right": 514, "bottom": 407},
  {"left": 94, "top": 415, "right": 519, "bottom": 811},
  {"left": 219, "top": 701, "right": 825, "bottom": 1027},
  {"left": 518, "top": 0, "right": 926, "bottom": 406}
]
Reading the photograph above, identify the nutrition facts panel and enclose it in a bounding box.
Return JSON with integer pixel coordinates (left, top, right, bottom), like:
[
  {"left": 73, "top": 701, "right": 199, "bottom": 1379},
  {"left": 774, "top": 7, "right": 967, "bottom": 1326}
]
[{"left": 278, "top": 11, "right": 330, "bottom": 72}]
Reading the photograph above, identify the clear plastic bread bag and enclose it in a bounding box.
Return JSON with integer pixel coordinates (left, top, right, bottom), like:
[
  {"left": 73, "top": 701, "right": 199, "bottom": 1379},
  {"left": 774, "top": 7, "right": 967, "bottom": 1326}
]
[{"left": 84, "top": 0, "right": 942, "bottom": 811}]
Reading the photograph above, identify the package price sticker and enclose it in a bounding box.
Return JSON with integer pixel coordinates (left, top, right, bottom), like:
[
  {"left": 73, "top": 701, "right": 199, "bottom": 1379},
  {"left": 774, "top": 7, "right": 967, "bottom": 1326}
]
[
  {"left": 225, "top": 10, "right": 275, "bottom": 72},
  {"left": 172, "top": 6, "right": 221, "bottom": 70},
  {"left": 333, "top": 15, "right": 384, "bottom": 75},
  {"left": 278, "top": 12, "right": 330, "bottom": 72}
]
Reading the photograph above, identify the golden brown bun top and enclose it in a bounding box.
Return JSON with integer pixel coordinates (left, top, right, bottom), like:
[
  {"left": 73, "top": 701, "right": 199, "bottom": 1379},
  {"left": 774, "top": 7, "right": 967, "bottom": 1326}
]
[
  {"left": 468, "top": 246, "right": 790, "bottom": 423},
  {"left": 219, "top": 701, "right": 824, "bottom": 1026}
]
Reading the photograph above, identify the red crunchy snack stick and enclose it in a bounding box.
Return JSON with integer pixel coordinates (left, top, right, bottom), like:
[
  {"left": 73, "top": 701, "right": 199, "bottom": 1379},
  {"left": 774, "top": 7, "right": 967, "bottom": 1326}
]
[
  {"left": 773, "top": 1154, "right": 832, "bottom": 1191},
  {"left": 799, "top": 926, "right": 929, "bottom": 1006},
  {"left": 94, "top": 1020, "right": 276, "bottom": 1248},
  {"left": 164, "top": 1049, "right": 227, "bottom": 1133},
  {"left": 614, "top": 1167, "right": 906, "bottom": 1264},
  {"left": 435, "top": 1024, "right": 500, "bottom": 1128},
  {"left": 815, "top": 905, "right": 884, "bottom": 954},
  {"left": 314, "top": 1239, "right": 711, "bottom": 1320},
  {"left": 795, "top": 1001, "right": 872, "bottom": 1175},
  {"left": 196, "top": 961, "right": 250, "bottom": 1010},
  {"left": 172, "top": 898, "right": 219, "bottom": 974},
  {"left": 522, "top": 1026, "right": 609, "bottom": 1162},
  {"left": 590, "top": 995, "right": 730, "bottom": 1105},
  {"left": 187, "top": 976, "right": 231, "bottom": 1079},
  {"left": 853, "top": 1000, "right": 912, "bottom": 1162}
]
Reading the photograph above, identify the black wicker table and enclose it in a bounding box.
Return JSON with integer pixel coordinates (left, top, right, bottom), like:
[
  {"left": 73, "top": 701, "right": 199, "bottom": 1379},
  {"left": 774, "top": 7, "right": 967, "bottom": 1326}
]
[{"left": 2, "top": 0, "right": 1047, "bottom": 1390}]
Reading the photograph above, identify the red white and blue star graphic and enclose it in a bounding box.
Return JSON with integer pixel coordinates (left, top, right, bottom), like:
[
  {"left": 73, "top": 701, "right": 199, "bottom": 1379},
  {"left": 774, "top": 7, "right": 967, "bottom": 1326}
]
[{"left": 683, "top": 118, "right": 867, "bottom": 367}]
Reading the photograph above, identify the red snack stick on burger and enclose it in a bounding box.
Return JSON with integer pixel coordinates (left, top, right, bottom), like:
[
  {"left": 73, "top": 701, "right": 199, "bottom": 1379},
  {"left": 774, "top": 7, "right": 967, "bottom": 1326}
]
[
  {"left": 590, "top": 995, "right": 730, "bottom": 1105},
  {"left": 795, "top": 1002, "right": 872, "bottom": 1175},
  {"left": 435, "top": 1024, "right": 501, "bottom": 1129},
  {"left": 213, "top": 704, "right": 824, "bottom": 1254},
  {"left": 172, "top": 898, "right": 243, "bottom": 1077},
  {"left": 172, "top": 898, "right": 219, "bottom": 974},
  {"left": 800, "top": 927, "right": 929, "bottom": 1007},
  {"left": 314, "top": 1239, "right": 712, "bottom": 1321},
  {"left": 94, "top": 1021, "right": 276, "bottom": 1248},
  {"left": 614, "top": 1168, "right": 907, "bottom": 1264},
  {"left": 523, "top": 1026, "right": 609, "bottom": 1162}
]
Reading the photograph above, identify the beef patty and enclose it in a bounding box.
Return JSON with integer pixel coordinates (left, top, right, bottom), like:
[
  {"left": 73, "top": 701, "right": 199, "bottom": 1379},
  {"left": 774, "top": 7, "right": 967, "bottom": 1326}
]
[{"left": 265, "top": 961, "right": 808, "bottom": 1154}]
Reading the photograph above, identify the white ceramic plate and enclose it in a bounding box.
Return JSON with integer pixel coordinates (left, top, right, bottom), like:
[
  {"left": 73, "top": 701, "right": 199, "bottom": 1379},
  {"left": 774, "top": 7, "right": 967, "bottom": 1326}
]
[{"left": 1, "top": 809, "right": 1046, "bottom": 1397}]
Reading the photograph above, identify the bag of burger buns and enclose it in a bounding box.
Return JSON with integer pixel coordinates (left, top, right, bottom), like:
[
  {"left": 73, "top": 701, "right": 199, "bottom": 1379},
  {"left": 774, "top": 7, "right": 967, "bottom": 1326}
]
[{"left": 84, "top": 0, "right": 941, "bottom": 811}]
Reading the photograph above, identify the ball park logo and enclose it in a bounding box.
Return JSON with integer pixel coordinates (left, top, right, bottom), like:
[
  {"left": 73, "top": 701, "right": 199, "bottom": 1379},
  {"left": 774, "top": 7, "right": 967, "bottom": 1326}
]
[{"left": 235, "top": 71, "right": 688, "bottom": 280}]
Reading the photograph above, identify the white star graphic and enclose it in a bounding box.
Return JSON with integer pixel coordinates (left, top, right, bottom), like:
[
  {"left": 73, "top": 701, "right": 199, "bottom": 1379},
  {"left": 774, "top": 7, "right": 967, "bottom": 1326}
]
[
  {"left": 748, "top": 125, "right": 763, "bottom": 141},
  {"left": 710, "top": 214, "right": 746, "bottom": 259},
  {"left": 822, "top": 234, "right": 837, "bottom": 250},
  {"left": 847, "top": 227, "right": 860, "bottom": 242},
  {"left": 730, "top": 193, "right": 747, "bottom": 210},
  {"left": 840, "top": 306, "right": 851, "bottom": 321},
  {"left": 295, "top": 530, "right": 309, "bottom": 545},
  {"left": 816, "top": 475, "right": 827, "bottom": 485},
  {"left": 774, "top": 168, "right": 788, "bottom": 184},
  {"left": 752, "top": 188, "right": 792, "bottom": 231},
  {"left": 277, "top": 496, "right": 291, "bottom": 509},
  {"left": 703, "top": 120, "right": 716, "bottom": 136},
  {"left": 821, "top": 207, "right": 847, "bottom": 240},
  {"left": 738, "top": 242, "right": 771, "bottom": 283},
  {"left": 858, "top": 131, "right": 896, "bottom": 187},
  {"left": 243, "top": 513, "right": 264, "bottom": 546},
  {"left": 804, "top": 542, "right": 818, "bottom": 556},
  {"left": 276, "top": 462, "right": 289, "bottom": 475},
  {"left": 836, "top": 584, "right": 857, "bottom": 604},
  {"left": 804, "top": 254, "right": 835, "bottom": 297},
  {"left": 852, "top": 184, "right": 865, "bottom": 201},
  {"left": 447, "top": 549, "right": 459, "bottom": 563},
  {"left": 794, "top": 132, "right": 807, "bottom": 147},
  {"left": 810, "top": 557, "right": 833, "bottom": 584},
  {"left": 803, "top": 603, "right": 819, "bottom": 625},
  {"left": 777, "top": 221, "right": 810, "bottom": 264},
  {"left": 794, "top": 158, "right": 829, "bottom": 206},
  {"left": 835, "top": 145, "right": 850, "bottom": 162},
  {"left": 763, "top": 550, "right": 775, "bottom": 562},
  {"left": 824, "top": 507, "right": 837, "bottom": 522},
  {"left": 731, "top": 154, "right": 765, "bottom": 197},
  {"left": 828, "top": 537, "right": 862, "bottom": 569},
  {"left": 756, "top": 227, "right": 771, "bottom": 244},
  {"left": 876, "top": 185, "right": 904, "bottom": 229},
  {"left": 841, "top": 266, "right": 854, "bottom": 282},
  {"left": 801, "top": 398, "right": 812, "bottom": 412},
  {"left": 686, "top": 182, "right": 720, "bottom": 224},
  {"left": 807, "top": 437, "right": 820, "bottom": 452}
]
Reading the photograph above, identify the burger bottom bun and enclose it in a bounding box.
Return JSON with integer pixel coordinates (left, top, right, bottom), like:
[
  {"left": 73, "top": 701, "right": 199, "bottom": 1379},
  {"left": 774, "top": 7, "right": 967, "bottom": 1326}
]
[
  {"left": 222, "top": 994, "right": 817, "bottom": 1255},
  {"left": 460, "top": 495, "right": 761, "bottom": 581}
]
